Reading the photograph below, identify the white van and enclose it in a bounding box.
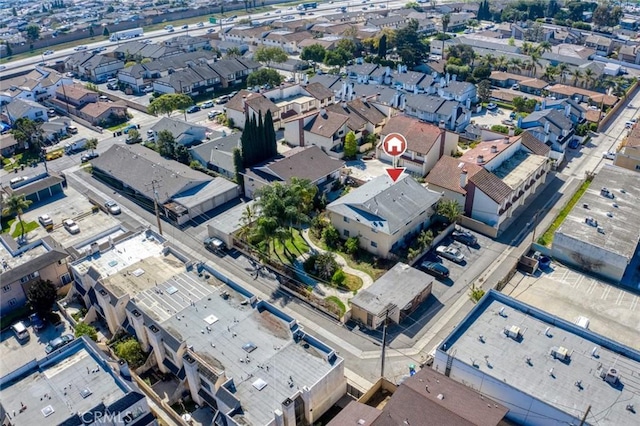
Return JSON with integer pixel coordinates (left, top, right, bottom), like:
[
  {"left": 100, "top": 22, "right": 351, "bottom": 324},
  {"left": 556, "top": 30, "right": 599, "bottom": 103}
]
[{"left": 11, "top": 321, "right": 30, "bottom": 342}]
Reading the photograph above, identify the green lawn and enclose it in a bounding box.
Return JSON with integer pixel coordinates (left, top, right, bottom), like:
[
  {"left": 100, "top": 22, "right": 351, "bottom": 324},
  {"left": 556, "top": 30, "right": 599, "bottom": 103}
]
[
  {"left": 106, "top": 122, "right": 131, "bottom": 131},
  {"left": 10, "top": 220, "right": 40, "bottom": 238},
  {"left": 325, "top": 296, "right": 346, "bottom": 317},
  {"left": 537, "top": 179, "right": 593, "bottom": 246},
  {"left": 342, "top": 273, "right": 363, "bottom": 292},
  {"left": 308, "top": 232, "right": 390, "bottom": 280},
  {"left": 3, "top": 151, "right": 41, "bottom": 171},
  {"left": 271, "top": 230, "right": 310, "bottom": 264}
]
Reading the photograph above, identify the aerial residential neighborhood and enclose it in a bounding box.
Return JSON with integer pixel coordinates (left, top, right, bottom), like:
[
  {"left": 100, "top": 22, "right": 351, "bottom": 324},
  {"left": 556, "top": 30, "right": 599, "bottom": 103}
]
[{"left": 1, "top": 0, "right": 640, "bottom": 425}]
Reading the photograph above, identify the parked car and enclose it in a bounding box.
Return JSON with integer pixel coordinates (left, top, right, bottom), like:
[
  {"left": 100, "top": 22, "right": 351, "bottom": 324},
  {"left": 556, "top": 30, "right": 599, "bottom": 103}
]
[
  {"left": 452, "top": 229, "right": 477, "bottom": 246},
  {"left": 208, "top": 110, "right": 223, "bottom": 119},
  {"left": 81, "top": 152, "right": 99, "bottom": 163},
  {"left": 142, "top": 86, "right": 154, "bottom": 93},
  {"left": 38, "top": 214, "right": 53, "bottom": 227},
  {"left": 215, "top": 95, "right": 229, "bottom": 104},
  {"left": 186, "top": 105, "right": 200, "bottom": 113},
  {"left": 47, "top": 109, "right": 56, "bottom": 117},
  {"left": 486, "top": 102, "right": 497, "bottom": 110},
  {"left": 63, "top": 219, "right": 80, "bottom": 234},
  {"left": 420, "top": 261, "right": 450, "bottom": 279},
  {"left": 45, "top": 334, "right": 74, "bottom": 354},
  {"left": 66, "top": 125, "right": 78, "bottom": 134},
  {"left": 29, "top": 313, "right": 46, "bottom": 331},
  {"left": 435, "top": 245, "right": 465, "bottom": 263},
  {"left": 11, "top": 322, "right": 30, "bottom": 342},
  {"left": 104, "top": 200, "right": 121, "bottom": 215},
  {"left": 602, "top": 151, "right": 616, "bottom": 160},
  {"left": 201, "top": 100, "right": 214, "bottom": 109}
]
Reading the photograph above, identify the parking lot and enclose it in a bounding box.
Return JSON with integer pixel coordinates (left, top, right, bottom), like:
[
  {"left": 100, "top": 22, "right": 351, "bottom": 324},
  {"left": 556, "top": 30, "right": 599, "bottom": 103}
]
[
  {"left": 21, "top": 186, "right": 124, "bottom": 247},
  {"left": 0, "top": 315, "right": 74, "bottom": 377},
  {"left": 505, "top": 263, "right": 640, "bottom": 351},
  {"left": 416, "top": 228, "right": 493, "bottom": 298}
]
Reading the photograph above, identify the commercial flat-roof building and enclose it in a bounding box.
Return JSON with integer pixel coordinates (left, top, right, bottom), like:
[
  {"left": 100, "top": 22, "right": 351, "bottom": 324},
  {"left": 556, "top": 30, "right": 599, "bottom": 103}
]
[
  {"left": 0, "top": 337, "right": 155, "bottom": 426},
  {"left": 434, "top": 290, "right": 640, "bottom": 426},
  {"left": 552, "top": 164, "right": 640, "bottom": 284}
]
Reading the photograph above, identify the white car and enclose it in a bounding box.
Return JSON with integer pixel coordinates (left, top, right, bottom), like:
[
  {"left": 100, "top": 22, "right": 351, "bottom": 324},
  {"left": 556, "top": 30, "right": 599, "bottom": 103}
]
[
  {"left": 43, "top": 50, "right": 54, "bottom": 55},
  {"left": 435, "top": 245, "right": 465, "bottom": 263},
  {"left": 38, "top": 214, "right": 53, "bottom": 227},
  {"left": 486, "top": 102, "right": 498, "bottom": 110},
  {"left": 602, "top": 151, "right": 616, "bottom": 160},
  {"left": 63, "top": 219, "right": 80, "bottom": 234},
  {"left": 105, "top": 200, "right": 121, "bottom": 215},
  {"left": 74, "top": 45, "right": 87, "bottom": 51}
]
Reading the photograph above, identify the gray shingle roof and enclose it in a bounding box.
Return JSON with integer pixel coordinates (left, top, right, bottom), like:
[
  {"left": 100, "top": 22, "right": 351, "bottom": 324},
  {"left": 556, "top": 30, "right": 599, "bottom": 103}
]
[
  {"left": 5, "top": 98, "right": 46, "bottom": 119},
  {"left": 91, "top": 144, "right": 212, "bottom": 203},
  {"left": 151, "top": 117, "right": 209, "bottom": 144},
  {"left": 327, "top": 175, "right": 441, "bottom": 235},
  {"left": 255, "top": 145, "right": 344, "bottom": 184}
]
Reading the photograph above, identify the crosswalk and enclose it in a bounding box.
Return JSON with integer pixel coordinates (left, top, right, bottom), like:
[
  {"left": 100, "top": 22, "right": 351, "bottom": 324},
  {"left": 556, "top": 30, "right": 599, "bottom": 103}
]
[{"left": 548, "top": 267, "right": 639, "bottom": 309}]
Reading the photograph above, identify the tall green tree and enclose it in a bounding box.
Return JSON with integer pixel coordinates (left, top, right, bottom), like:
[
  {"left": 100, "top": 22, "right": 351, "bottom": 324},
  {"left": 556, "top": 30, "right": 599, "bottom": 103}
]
[
  {"left": 157, "top": 130, "right": 176, "bottom": 158},
  {"left": 115, "top": 338, "right": 145, "bottom": 368},
  {"left": 377, "top": 34, "right": 387, "bottom": 58},
  {"left": 441, "top": 13, "right": 451, "bottom": 33},
  {"left": 344, "top": 131, "right": 357, "bottom": 159},
  {"left": 264, "top": 110, "right": 277, "bottom": 158},
  {"left": 254, "top": 46, "right": 288, "bottom": 68},
  {"left": 25, "top": 25, "right": 40, "bottom": 43},
  {"left": 477, "top": 80, "right": 492, "bottom": 104},
  {"left": 85, "top": 138, "right": 98, "bottom": 154},
  {"left": 225, "top": 46, "right": 241, "bottom": 58},
  {"left": 103, "top": 27, "right": 110, "bottom": 37},
  {"left": 3, "top": 194, "right": 33, "bottom": 241},
  {"left": 27, "top": 280, "right": 57, "bottom": 317},
  {"left": 233, "top": 147, "right": 245, "bottom": 193},
  {"left": 436, "top": 199, "right": 463, "bottom": 224},
  {"left": 247, "top": 69, "right": 283, "bottom": 87}
]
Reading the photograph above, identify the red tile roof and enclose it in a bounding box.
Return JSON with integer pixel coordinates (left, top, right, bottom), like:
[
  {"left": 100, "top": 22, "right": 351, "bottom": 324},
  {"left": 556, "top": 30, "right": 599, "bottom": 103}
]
[
  {"left": 425, "top": 156, "right": 483, "bottom": 195},
  {"left": 469, "top": 168, "right": 513, "bottom": 203}
]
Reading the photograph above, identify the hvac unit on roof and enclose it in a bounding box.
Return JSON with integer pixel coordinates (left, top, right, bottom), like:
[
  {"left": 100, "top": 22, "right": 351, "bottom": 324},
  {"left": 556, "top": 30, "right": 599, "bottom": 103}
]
[
  {"left": 601, "top": 367, "right": 619, "bottom": 385},
  {"left": 504, "top": 325, "right": 521, "bottom": 340}
]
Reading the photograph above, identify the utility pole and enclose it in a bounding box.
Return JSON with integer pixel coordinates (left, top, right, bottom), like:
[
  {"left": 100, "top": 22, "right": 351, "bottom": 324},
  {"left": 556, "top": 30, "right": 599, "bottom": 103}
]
[
  {"left": 146, "top": 180, "right": 163, "bottom": 235},
  {"left": 579, "top": 405, "right": 591, "bottom": 426},
  {"left": 380, "top": 306, "right": 394, "bottom": 378}
]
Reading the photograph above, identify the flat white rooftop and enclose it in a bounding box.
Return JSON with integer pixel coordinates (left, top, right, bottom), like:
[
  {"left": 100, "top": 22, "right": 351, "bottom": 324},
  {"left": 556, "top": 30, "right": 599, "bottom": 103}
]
[{"left": 494, "top": 150, "right": 547, "bottom": 190}]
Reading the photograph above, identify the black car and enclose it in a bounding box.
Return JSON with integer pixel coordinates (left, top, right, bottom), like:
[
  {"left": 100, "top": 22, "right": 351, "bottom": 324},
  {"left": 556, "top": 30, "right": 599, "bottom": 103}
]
[
  {"left": 420, "top": 261, "right": 450, "bottom": 279},
  {"left": 186, "top": 105, "right": 200, "bottom": 113},
  {"left": 452, "top": 229, "right": 477, "bottom": 246}
]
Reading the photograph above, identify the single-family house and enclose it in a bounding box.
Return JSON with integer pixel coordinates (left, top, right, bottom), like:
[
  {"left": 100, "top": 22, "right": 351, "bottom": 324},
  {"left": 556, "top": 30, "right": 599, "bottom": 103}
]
[
  {"left": 517, "top": 109, "right": 575, "bottom": 155},
  {"left": 78, "top": 102, "right": 127, "bottom": 126},
  {"left": 163, "top": 35, "right": 211, "bottom": 52},
  {"left": 618, "top": 44, "right": 640, "bottom": 65},
  {"left": 540, "top": 98, "right": 586, "bottom": 124},
  {"left": 55, "top": 84, "right": 99, "bottom": 108},
  {"left": 326, "top": 174, "right": 442, "bottom": 257},
  {"left": 150, "top": 117, "right": 209, "bottom": 146},
  {"left": 403, "top": 94, "right": 470, "bottom": 132},
  {"left": 584, "top": 35, "right": 613, "bottom": 56},
  {"left": 4, "top": 99, "right": 48, "bottom": 123},
  {"left": 326, "top": 97, "right": 387, "bottom": 142},
  {"left": 225, "top": 91, "right": 281, "bottom": 130},
  {"left": 76, "top": 54, "right": 124, "bottom": 83},
  {"left": 189, "top": 133, "right": 241, "bottom": 179},
  {"left": 283, "top": 109, "right": 349, "bottom": 157},
  {"left": 438, "top": 80, "right": 477, "bottom": 103},
  {"left": 242, "top": 145, "right": 344, "bottom": 198},
  {"left": 377, "top": 115, "right": 459, "bottom": 176}
]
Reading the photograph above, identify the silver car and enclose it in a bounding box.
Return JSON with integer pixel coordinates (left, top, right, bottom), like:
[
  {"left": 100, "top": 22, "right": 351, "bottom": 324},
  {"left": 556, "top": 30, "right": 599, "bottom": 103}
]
[
  {"left": 435, "top": 245, "right": 465, "bottom": 263},
  {"left": 105, "top": 200, "right": 121, "bottom": 215}
]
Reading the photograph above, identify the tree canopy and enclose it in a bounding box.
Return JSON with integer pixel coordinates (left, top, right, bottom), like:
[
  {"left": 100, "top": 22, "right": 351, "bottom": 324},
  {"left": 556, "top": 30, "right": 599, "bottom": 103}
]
[
  {"left": 247, "top": 68, "right": 283, "bottom": 87},
  {"left": 147, "top": 93, "right": 193, "bottom": 117},
  {"left": 301, "top": 44, "right": 327, "bottom": 63},
  {"left": 240, "top": 111, "right": 277, "bottom": 167},
  {"left": 254, "top": 46, "right": 288, "bottom": 67},
  {"left": 115, "top": 338, "right": 146, "bottom": 368},
  {"left": 395, "top": 19, "right": 429, "bottom": 68},
  {"left": 3, "top": 193, "right": 33, "bottom": 240},
  {"left": 344, "top": 131, "right": 357, "bottom": 159},
  {"left": 25, "top": 25, "right": 40, "bottom": 42},
  {"left": 436, "top": 199, "right": 462, "bottom": 224},
  {"left": 75, "top": 322, "right": 98, "bottom": 341},
  {"left": 27, "top": 279, "right": 57, "bottom": 316}
]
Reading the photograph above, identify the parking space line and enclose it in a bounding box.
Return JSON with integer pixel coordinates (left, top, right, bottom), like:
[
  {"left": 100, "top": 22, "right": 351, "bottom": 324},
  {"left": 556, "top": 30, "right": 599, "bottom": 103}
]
[
  {"left": 616, "top": 291, "right": 625, "bottom": 306},
  {"left": 586, "top": 279, "right": 598, "bottom": 295},
  {"left": 601, "top": 285, "right": 612, "bottom": 300},
  {"left": 631, "top": 296, "right": 639, "bottom": 311},
  {"left": 560, "top": 269, "right": 570, "bottom": 281},
  {"left": 574, "top": 275, "right": 584, "bottom": 289}
]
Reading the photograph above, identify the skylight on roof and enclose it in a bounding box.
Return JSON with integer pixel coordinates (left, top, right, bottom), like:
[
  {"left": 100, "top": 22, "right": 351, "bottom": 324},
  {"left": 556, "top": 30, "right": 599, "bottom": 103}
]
[
  {"left": 41, "top": 405, "right": 55, "bottom": 417},
  {"left": 80, "top": 388, "right": 93, "bottom": 399},
  {"left": 204, "top": 314, "right": 218, "bottom": 325},
  {"left": 252, "top": 378, "right": 268, "bottom": 391}
]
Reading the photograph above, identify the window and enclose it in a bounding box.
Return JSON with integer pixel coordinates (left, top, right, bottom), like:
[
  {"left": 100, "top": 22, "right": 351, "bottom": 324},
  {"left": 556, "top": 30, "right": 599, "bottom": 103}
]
[
  {"left": 61, "top": 273, "right": 72, "bottom": 285},
  {"left": 343, "top": 216, "right": 350, "bottom": 223},
  {"left": 200, "top": 378, "right": 211, "bottom": 391},
  {"left": 2, "top": 284, "right": 11, "bottom": 292},
  {"left": 343, "top": 230, "right": 350, "bottom": 237},
  {"left": 35, "top": 111, "right": 43, "bottom": 117},
  {"left": 370, "top": 241, "right": 378, "bottom": 248},
  {"left": 8, "top": 298, "right": 17, "bottom": 306},
  {"left": 636, "top": 164, "right": 640, "bottom": 170}
]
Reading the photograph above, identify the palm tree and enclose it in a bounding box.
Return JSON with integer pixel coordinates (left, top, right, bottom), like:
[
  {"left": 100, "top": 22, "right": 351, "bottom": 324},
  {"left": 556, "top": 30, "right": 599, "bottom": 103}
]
[
  {"left": 542, "top": 65, "right": 558, "bottom": 82},
  {"left": 482, "top": 53, "right": 495, "bottom": 67},
  {"left": 522, "top": 41, "right": 533, "bottom": 55},
  {"left": 496, "top": 55, "right": 508, "bottom": 71},
  {"left": 570, "top": 69, "right": 583, "bottom": 87},
  {"left": 582, "top": 68, "right": 595, "bottom": 89},
  {"left": 557, "top": 63, "right": 569, "bottom": 84},
  {"left": 442, "top": 13, "right": 451, "bottom": 34},
  {"left": 528, "top": 52, "right": 541, "bottom": 77},
  {"left": 538, "top": 41, "right": 552, "bottom": 54},
  {"left": 85, "top": 138, "right": 98, "bottom": 154},
  {"left": 508, "top": 58, "right": 523, "bottom": 74},
  {"left": 3, "top": 194, "right": 33, "bottom": 241}
]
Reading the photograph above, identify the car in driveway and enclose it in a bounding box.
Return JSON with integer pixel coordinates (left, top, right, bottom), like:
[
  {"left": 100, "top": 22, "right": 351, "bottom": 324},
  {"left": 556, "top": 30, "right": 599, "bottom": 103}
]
[
  {"left": 186, "top": 105, "right": 200, "bottom": 113},
  {"left": 29, "top": 313, "right": 46, "bottom": 331},
  {"left": 486, "top": 102, "right": 497, "bottom": 110},
  {"left": 436, "top": 245, "right": 465, "bottom": 263},
  {"left": 104, "top": 200, "right": 121, "bottom": 215},
  {"left": 38, "top": 214, "right": 54, "bottom": 227},
  {"left": 81, "top": 152, "right": 99, "bottom": 163},
  {"left": 420, "top": 261, "right": 450, "bottom": 279},
  {"left": 63, "top": 219, "right": 80, "bottom": 234},
  {"left": 452, "top": 229, "right": 477, "bottom": 246},
  {"left": 45, "top": 334, "right": 74, "bottom": 354}
]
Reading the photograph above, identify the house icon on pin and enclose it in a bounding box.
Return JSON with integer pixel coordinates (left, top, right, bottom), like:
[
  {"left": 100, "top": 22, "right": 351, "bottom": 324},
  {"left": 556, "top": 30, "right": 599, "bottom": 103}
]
[{"left": 382, "top": 133, "right": 407, "bottom": 157}]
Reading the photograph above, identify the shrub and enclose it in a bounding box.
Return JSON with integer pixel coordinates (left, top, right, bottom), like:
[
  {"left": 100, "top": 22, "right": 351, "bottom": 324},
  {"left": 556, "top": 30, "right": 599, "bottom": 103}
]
[
  {"left": 589, "top": 122, "right": 598, "bottom": 132},
  {"left": 75, "top": 322, "right": 98, "bottom": 341},
  {"left": 490, "top": 124, "right": 509, "bottom": 134},
  {"left": 310, "top": 216, "right": 327, "bottom": 239},
  {"left": 303, "top": 254, "right": 317, "bottom": 273},
  {"left": 322, "top": 225, "right": 340, "bottom": 249},
  {"left": 344, "top": 237, "right": 359, "bottom": 255},
  {"left": 332, "top": 269, "right": 346, "bottom": 286},
  {"left": 115, "top": 338, "right": 145, "bottom": 368}
]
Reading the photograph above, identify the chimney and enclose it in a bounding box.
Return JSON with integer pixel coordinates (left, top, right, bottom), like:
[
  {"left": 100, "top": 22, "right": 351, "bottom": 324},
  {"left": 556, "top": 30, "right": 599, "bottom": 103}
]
[
  {"left": 477, "top": 155, "right": 485, "bottom": 164},
  {"left": 361, "top": 94, "right": 367, "bottom": 104},
  {"left": 446, "top": 73, "right": 450, "bottom": 85},
  {"left": 341, "top": 81, "right": 347, "bottom": 100},
  {"left": 377, "top": 92, "right": 381, "bottom": 101},
  {"left": 341, "top": 101, "right": 347, "bottom": 109},
  {"left": 508, "top": 127, "right": 515, "bottom": 136},
  {"left": 565, "top": 103, "right": 571, "bottom": 118},
  {"left": 504, "top": 136, "right": 511, "bottom": 144},
  {"left": 242, "top": 95, "right": 247, "bottom": 110},
  {"left": 439, "top": 120, "right": 446, "bottom": 129},
  {"left": 320, "top": 108, "right": 327, "bottom": 118},
  {"left": 491, "top": 145, "right": 498, "bottom": 153},
  {"left": 400, "top": 95, "right": 406, "bottom": 110},
  {"left": 544, "top": 121, "right": 550, "bottom": 133},
  {"left": 460, "top": 169, "right": 468, "bottom": 188},
  {"left": 541, "top": 98, "right": 546, "bottom": 110}
]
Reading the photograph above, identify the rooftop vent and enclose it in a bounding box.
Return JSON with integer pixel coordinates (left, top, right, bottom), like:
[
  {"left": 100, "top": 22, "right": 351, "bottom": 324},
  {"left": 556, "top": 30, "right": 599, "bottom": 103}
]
[
  {"left": 252, "top": 378, "right": 268, "bottom": 391},
  {"left": 490, "top": 145, "right": 498, "bottom": 153},
  {"left": 41, "top": 405, "right": 55, "bottom": 417},
  {"left": 550, "top": 346, "right": 570, "bottom": 361},
  {"left": 583, "top": 203, "right": 589, "bottom": 209},
  {"left": 606, "top": 212, "right": 613, "bottom": 218},
  {"left": 597, "top": 227, "right": 605, "bottom": 234},
  {"left": 613, "top": 203, "right": 618, "bottom": 208},
  {"left": 80, "top": 388, "right": 92, "bottom": 399},
  {"left": 585, "top": 217, "right": 598, "bottom": 227},
  {"left": 600, "top": 187, "right": 614, "bottom": 199},
  {"left": 476, "top": 155, "right": 485, "bottom": 164},
  {"left": 504, "top": 325, "right": 521, "bottom": 340},
  {"left": 602, "top": 367, "right": 619, "bottom": 385},
  {"left": 242, "top": 342, "right": 257, "bottom": 353}
]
